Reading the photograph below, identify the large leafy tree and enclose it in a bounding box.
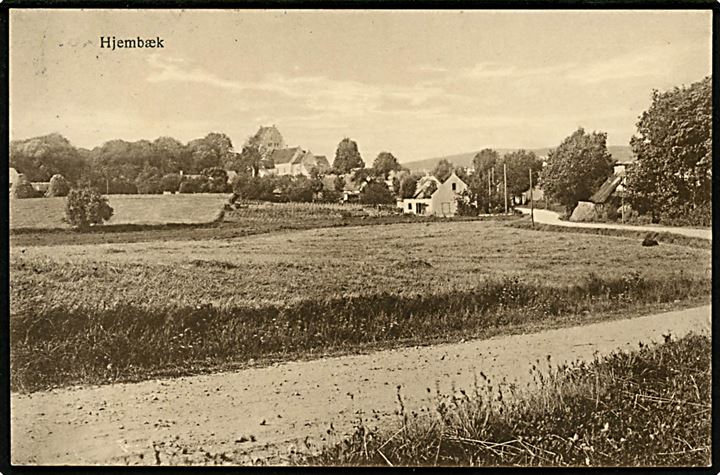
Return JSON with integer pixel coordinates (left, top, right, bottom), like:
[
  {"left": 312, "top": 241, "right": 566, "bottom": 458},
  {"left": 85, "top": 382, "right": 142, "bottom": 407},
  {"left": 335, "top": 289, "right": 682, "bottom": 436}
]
[
  {"left": 186, "top": 132, "right": 234, "bottom": 172},
  {"left": 472, "top": 148, "right": 499, "bottom": 175},
  {"left": 333, "top": 138, "right": 365, "bottom": 173},
  {"left": 227, "top": 137, "right": 265, "bottom": 177},
  {"left": 501, "top": 150, "right": 543, "bottom": 200},
  {"left": 359, "top": 181, "right": 395, "bottom": 205},
  {"left": 10, "top": 133, "right": 86, "bottom": 183},
  {"left": 399, "top": 174, "right": 419, "bottom": 198},
  {"left": 540, "top": 128, "right": 614, "bottom": 213},
  {"left": 432, "top": 159, "right": 454, "bottom": 182},
  {"left": 372, "top": 152, "right": 402, "bottom": 177},
  {"left": 153, "top": 136, "right": 191, "bottom": 172},
  {"left": 626, "top": 76, "right": 711, "bottom": 221}
]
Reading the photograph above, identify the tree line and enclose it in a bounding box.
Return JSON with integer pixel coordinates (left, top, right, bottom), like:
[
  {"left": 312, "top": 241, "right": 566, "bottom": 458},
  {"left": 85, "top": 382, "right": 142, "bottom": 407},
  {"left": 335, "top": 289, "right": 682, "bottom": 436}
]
[{"left": 11, "top": 76, "right": 710, "bottom": 226}]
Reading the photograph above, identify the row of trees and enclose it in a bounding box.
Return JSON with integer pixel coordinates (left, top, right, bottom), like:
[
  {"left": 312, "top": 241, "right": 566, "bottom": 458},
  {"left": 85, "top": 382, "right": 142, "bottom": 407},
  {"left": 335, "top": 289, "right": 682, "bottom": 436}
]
[{"left": 10, "top": 132, "right": 238, "bottom": 191}]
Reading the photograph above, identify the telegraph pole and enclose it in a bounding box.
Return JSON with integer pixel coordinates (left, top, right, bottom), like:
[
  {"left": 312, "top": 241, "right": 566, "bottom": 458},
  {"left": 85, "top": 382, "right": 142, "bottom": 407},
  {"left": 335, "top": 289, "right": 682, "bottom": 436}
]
[
  {"left": 529, "top": 168, "right": 534, "bottom": 228},
  {"left": 503, "top": 163, "right": 508, "bottom": 215},
  {"left": 487, "top": 172, "right": 491, "bottom": 213}
]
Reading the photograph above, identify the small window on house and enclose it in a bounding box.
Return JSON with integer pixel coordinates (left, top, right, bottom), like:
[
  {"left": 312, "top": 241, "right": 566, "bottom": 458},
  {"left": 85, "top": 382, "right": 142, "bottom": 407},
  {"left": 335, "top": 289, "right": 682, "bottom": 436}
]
[
  {"left": 407, "top": 203, "right": 412, "bottom": 210},
  {"left": 452, "top": 183, "right": 457, "bottom": 191}
]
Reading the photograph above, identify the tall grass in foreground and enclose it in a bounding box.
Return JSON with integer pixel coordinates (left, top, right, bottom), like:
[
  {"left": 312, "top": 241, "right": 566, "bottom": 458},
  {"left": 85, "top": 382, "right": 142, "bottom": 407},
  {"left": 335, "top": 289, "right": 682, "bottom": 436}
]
[
  {"left": 311, "top": 333, "right": 711, "bottom": 467},
  {"left": 10, "top": 272, "right": 709, "bottom": 392}
]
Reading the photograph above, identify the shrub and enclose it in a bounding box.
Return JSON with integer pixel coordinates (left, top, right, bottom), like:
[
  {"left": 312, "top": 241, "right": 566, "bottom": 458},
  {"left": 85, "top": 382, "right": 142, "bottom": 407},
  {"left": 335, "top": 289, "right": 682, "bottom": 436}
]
[
  {"left": 135, "top": 168, "right": 163, "bottom": 194},
  {"left": 64, "top": 188, "right": 114, "bottom": 229},
  {"left": 12, "top": 181, "right": 42, "bottom": 199},
  {"left": 178, "top": 176, "right": 209, "bottom": 194},
  {"left": 45, "top": 174, "right": 71, "bottom": 197},
  {"left": 160, "top": 173, "right": 182, "bottom": 193},
  {"left": 360, "top": 181, "right": 395, "bottom": 205},
  {"left": 107, "top": 179, "right": 138, "bottom": 195},
  {"left": 200, "top": 167, "right": 231, "bottom": 193}
]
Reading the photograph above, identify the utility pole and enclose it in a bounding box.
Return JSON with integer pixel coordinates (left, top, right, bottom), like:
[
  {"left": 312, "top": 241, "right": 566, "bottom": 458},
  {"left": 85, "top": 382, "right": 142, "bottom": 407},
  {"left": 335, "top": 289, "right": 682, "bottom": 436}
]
[
  {"left": 487, "top": 172, "right": 491, "bottom": 213},
  {"left": 529, "top": 168, "right": 535, "bottom": 228},
  {"left": 503, "top": 163, "right": 508, "bottom": 215}
]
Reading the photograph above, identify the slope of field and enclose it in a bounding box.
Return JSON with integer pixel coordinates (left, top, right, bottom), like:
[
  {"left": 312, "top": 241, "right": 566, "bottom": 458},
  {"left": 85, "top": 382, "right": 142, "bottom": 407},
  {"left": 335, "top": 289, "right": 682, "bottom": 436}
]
[
  {"left": 9, "top": 193, "right": 230, "bottom": 230},
  {"left": 11, "top": 221, "right": 710, "bottom": 306},
  {"left": 10, "top": 220, "right": 711, "bottom": 391},
  {"left": 402, "top": 145, "right": 633, "bottom": 171}
]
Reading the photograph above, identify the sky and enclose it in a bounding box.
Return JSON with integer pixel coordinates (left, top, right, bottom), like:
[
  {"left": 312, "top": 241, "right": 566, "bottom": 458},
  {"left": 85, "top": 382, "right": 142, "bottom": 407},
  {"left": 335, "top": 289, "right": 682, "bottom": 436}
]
[{"left": 10, "top": 9, "right": 712, "bottom": 163}]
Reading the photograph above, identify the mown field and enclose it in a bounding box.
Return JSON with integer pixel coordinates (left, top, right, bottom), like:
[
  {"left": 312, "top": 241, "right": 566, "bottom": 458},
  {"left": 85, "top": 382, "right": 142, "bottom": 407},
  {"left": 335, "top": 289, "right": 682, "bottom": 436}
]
[
  {"left": 10, "top": 219, "right": 711, "bottom": 392},
  {"left": 9, "top": 193, "right": 231, "bottom": 230},
  {"left": 9, "top": 201, "right": 459, "bottom": 247},
  {"left": 313, "top": 332, "right": 711, "bottom": 467}
]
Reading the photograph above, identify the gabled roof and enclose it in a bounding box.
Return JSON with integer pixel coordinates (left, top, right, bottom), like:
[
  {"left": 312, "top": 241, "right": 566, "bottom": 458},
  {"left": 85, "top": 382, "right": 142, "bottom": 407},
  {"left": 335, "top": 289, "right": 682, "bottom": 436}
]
[
  {"left": 590, "top": 174, "right": 623, "bottom": 204},
  {"left": 268, "top": 147, "right": 302, "bottom": 165},
  {"left": 413, "top": 175, "right": 441, "bottom": 199}
]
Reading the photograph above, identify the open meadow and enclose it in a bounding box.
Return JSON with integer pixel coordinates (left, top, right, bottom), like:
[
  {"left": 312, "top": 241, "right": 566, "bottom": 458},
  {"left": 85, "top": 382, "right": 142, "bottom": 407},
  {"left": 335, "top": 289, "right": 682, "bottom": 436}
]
[
  {"left": 9, "top": 193, "right": 231, "bottom": 230},
  {"left": 10, "top": 218, "right": 711, "bottom": 392}
]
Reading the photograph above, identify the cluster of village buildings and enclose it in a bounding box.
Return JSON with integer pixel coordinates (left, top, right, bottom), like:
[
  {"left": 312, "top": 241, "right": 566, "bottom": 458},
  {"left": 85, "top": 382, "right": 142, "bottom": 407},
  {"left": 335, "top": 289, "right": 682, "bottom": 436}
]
[{"left": 247, "top": 125, "right": 472, "bottom": 217}]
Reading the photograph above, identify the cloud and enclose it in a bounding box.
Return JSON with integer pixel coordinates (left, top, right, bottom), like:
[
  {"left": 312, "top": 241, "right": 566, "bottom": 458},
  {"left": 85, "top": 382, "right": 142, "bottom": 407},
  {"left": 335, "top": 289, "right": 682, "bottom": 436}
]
[{"left": 145, "top": 55, "right": 449, "bottom": 120}]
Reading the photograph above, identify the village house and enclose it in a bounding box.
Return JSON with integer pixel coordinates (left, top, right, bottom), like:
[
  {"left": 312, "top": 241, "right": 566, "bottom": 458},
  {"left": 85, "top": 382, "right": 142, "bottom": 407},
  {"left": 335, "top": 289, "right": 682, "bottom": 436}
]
[
  {"left": 249, "top": 125, "right": 329, "bottom": 177},
  {"left": 401, "top": 172, "right": 468, "bottom": 217},
  {"left": 569, "top": 160, "right": 634, "bottom": 222},
  {"left": 263, "top": 147, "right": 331, "bottom": 177}
]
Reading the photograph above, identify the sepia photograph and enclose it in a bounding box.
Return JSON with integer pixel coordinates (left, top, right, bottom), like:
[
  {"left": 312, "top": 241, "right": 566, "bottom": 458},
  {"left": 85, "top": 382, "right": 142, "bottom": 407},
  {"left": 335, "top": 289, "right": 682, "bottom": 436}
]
[{"left": 6, "top": 8, "right": 713, "bottom": 467}]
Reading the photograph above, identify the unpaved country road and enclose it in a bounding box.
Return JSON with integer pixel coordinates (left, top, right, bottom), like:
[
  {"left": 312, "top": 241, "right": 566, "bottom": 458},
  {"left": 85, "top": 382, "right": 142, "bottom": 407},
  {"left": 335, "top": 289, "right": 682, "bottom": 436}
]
[
  {"left": 12, "top": 305, "right": 710, "bottom": 465},
  {"left": 517, "top": 207, "right": 712, "bottom": 240}
]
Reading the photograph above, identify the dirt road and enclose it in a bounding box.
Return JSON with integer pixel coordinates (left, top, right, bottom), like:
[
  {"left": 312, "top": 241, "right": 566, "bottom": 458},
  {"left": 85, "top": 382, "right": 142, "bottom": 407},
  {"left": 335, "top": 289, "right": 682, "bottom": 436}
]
[
  {"left": 12, "top": 305, "right": 710, "bottom": 465},
  {"left": 517, "top": 207, "right": 712, "bottom": 240}
]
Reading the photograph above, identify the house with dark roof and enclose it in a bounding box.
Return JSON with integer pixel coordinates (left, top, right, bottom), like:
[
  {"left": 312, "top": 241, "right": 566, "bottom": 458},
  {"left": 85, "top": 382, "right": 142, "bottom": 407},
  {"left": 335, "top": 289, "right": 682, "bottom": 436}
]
[{"left": 569, "top": 162, "right": 633, "bottom": 222}]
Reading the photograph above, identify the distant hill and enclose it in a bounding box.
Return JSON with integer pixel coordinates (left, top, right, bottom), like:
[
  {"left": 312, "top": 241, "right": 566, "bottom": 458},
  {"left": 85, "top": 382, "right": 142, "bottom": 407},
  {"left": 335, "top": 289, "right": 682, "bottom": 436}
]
[{"left": 402, "top": 145, "right": 634, "bottom": 172}]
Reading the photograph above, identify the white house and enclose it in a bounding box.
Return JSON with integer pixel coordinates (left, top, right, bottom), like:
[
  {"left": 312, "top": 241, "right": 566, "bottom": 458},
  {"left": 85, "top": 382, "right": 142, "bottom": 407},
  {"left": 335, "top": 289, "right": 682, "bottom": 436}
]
[
  {"left": 265, "top": 147, "right": 331, "bottom": 177},
  {"left": 401, "top": 172, "right": 468, "bottom": 217}
]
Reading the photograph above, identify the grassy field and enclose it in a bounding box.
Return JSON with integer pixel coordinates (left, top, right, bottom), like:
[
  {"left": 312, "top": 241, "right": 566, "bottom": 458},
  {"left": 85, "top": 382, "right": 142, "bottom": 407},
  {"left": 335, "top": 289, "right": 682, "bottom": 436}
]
[
  {"left": 312, "top": 332, "right": 711, "bottom": 466},
  {"left": 9, "top": 193, "right": 230, "bottom": 230},
  {"left": 9, "top": 201, "right": 469, "bottom": 247},
  {"left": 10, "top": 220, "right": 711, "bottom": 391}
]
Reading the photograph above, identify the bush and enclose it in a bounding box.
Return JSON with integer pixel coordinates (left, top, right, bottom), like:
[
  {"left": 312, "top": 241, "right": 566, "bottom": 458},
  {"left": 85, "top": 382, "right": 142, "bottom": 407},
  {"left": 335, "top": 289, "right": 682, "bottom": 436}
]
[
  {"left": 12, "top": 181, "right": 42, "bottom": 199},
  {"left": 360, "top": 181, "right": 395, "bottom": 205},
  {"left": 200, "top": 167, "right": 231, "bottom": 193},
  {"left": 160, "top": 173, "right": 182, "bottom": 193},
  {"left": 178, "top": 176, "right": 209, "bottom": 194},
  {"left": 64, "top": 188, "right": 114, "bottom": 229},
  {"left": 133, "top": 168, "right": 162, "bottom": 194},
  {"left": 659, "top": 202, "right": 711, "bottom": 227},
  {"left": 45, "top": 174, "right": 71, "bottom": 197},
  {"left": 107, "top": 179, "right": 138, "bottom": 195}
]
